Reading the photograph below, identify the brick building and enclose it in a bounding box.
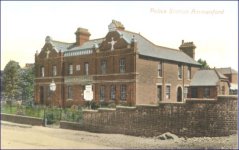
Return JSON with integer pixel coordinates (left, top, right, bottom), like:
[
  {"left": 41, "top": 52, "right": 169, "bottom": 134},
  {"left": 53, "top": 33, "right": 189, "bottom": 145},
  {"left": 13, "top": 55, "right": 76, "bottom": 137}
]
[
  {"left": 188, "top": 69, "right": 230, "bottom": 99},
  {"left": 34, "top": 20, "right": 229, "bottom": 107}
]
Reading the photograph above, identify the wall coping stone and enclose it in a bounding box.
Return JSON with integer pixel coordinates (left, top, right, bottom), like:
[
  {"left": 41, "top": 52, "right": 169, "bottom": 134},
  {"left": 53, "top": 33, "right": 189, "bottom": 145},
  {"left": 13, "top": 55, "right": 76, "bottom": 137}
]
[
  {"left": 136, "top": 104, "right": 158, "bottom": 107},
  {"left": 116, "top": 106, "right": 136, "bottom": 109},
  {"left": 82, "top": 109, "right": 98, "bottom": 113},
  {"left": 98, "top": 108, "right": 116, "bottom": 112},
  {"left": 1, "top": 113, "right": 42, "bottom": 120},
  {"left": 217, "top": 95, "right": 238, "bottom": 99}
]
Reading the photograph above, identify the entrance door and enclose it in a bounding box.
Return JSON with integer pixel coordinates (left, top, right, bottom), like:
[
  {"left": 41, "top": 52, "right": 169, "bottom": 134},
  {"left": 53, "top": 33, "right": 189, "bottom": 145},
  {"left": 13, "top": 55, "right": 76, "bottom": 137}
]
[
  {"left": 40, "top": 86, "right": 44, "bottom": 104},
  {"left": 177, "top": 87, "right": 182, "bottom": 102}
]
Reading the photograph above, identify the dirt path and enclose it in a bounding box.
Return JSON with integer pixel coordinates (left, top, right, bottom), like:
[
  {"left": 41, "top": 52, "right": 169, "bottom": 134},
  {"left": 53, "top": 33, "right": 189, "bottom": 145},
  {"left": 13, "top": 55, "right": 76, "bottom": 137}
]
[{"left": 1, "top": 122, "right": 238, "bottom": 149}]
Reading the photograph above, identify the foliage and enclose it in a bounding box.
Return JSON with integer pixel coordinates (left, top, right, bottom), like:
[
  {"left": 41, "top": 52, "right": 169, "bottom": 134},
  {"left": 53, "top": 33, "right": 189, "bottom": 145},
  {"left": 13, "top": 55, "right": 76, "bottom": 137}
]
[
  {"left": 2, "top": 60, "right": 21, "bottom": 101},
  {"left": 19, "top": 65, "right": 35, "bottom": 102},
  {"left": 197, "top": 58, "right": 210, "bottom": 69}
]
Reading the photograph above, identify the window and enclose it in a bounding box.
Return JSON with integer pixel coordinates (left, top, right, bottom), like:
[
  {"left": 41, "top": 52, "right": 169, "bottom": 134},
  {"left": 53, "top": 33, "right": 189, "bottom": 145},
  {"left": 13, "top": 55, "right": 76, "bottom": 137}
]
[
  {"left": 52, "top": 65, "right": 57, "bottom": 76},
  {"left": 158, "top": 61, "right": 162, "bottom": 77},
  {"left": 187, "top": 66, "right": 191, "bottom": 79},
  {"left": 68, "top": 64, "right": 73, "bottom": 75},
  {"left": 191, "top": 87, "right": 198, "bottom": 98},
  {"left": 110, "top": 85, "right": 116, "bottom": 100},
  {"left": 67, "top": 86, "right": 73, "bottom": 99},
  {"left": 120, "top": 85, "right": 126, "bottom": 100},
  {"left": 178, "top": 64, "right": 182, "bottom": 79},
  {"left": 76, "top": 65, "right": 80, "bottom": 71},
  {"left": 204, "top": 87, "right": 210, "bottom": 98},
  {"left": 157, "top": 85, "right": 162, "bottom": 101},
  {"left": 119, "top": 58, "right": 126, "bottom": 73},
  {"left": 41, "top": 66, "right": 44, "bottom": 77},
  {"left": 99, "top": 86, "right": 105, "bottom": 101},
  {"left": 101, "top": 60, "right": 107, "bottom": 74},
  {"left": 84, "top": 62, "right": 89, "bottom": 75},
  {"left": 166, "top": 85, "right": 171, "bottom": 99},
  {"left": 221, "top": 86, "right": 225, "bottom": 95},
  {"left": 184, "top": 86, "right": 188, "bottom": 99}
]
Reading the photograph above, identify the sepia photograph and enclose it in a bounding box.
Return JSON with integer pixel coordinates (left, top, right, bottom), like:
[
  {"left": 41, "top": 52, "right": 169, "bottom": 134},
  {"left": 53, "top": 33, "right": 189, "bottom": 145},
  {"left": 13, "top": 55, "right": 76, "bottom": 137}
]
[{"left": 1, "top": 1, "right": 238, "bottom": 149}]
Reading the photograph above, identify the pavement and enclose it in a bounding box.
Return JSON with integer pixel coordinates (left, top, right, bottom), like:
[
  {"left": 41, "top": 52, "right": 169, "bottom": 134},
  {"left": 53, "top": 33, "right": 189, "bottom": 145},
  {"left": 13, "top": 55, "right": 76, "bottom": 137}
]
[{"left": 1, "top": 120, "right": 32, "bottom": 128}]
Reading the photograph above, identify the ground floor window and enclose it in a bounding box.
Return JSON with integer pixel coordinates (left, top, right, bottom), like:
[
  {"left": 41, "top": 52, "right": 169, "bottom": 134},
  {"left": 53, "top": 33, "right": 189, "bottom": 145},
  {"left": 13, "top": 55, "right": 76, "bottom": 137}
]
[
  {"left": 166, "top": 85, "right": 170, "bottom": 100},
  {"left": 157, "top": 85, "right": 162, "bottom": 101},
  {"left": 67, "top": 86, "right": 73, "bottom": 99},
  {"left": 120, "top": 85, "right": 126, "bottom": 100},
  {"left": 100, "top": 85, "right": 105, "bottom": 101},
  {"left": 204, "top": 87, "right": 210, "bottom": 98},
  {"left": 191, "top": 87, "right": 198, "bottom": 98},
  {"left": 184, "top": 86, "right": 188, "bottom": 99},
  {"left": 221, "top": 86, "right": 225, "bottom": 95},
  {"left": 110, "top": 85, "right": 116, "bottom": 100}
]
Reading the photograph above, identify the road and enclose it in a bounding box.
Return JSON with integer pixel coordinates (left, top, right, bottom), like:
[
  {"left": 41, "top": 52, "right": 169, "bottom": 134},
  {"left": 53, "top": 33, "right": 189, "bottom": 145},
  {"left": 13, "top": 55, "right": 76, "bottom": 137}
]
[{"left": 1, "top": 121, "right": 238, "bottom": 149}]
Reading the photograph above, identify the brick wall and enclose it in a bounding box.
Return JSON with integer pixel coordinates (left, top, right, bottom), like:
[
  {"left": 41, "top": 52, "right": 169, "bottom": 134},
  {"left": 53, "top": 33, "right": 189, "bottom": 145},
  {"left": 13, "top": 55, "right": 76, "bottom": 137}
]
[
  {"left": 1, "top": 113, "right": 43, "bottom": 126},
  {"left": 74, "top": 96, "right": 237, "bottom": 137}
]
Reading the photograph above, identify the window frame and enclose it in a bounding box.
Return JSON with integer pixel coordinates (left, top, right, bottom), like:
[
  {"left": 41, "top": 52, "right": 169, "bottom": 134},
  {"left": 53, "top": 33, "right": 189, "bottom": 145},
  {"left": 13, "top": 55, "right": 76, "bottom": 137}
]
[
  {"left": 110, "top": 85, "right": 116, "bottom": 100},
  {"left": 165, "top": 85, "right": 171, "bottom": 100},
  {"left": 67, "top": 86, "right": 73, "bottom": 99},
  {"left": 68, "top": 64, "right": 73, "bottom": 75},
  {"left": 52, "top": 65, "right": 57, "bottom": 76},
  {"left": 158, "top": 61, "right": 162, "bottom": 77},
  {"left": 119, "top": 58, "right": 126, "bottom": 73},
  {"left": 178, "top": 64, "right": 182, "bottom": 79},
  {"left": 101, "top": 60, "right": 107, "bottom": 74},
  {"left": 84, "top": 62, "right": 89, "bottom": 75},
  {"left": 99, "top": 85, "right": 105, "bottom": 101},
  {"left": 187, "top": 66, "right": 191, "bottom": 80},
  {"left": 41, "top": 66, "right": 44, "bottom": 77},
  {"left": 157, "top": 85, "right": 162, "bottom": 101},
  {"left": 120, "top": 85, "right": 126, "bottom": 100},
  {"left": 203, "top": 87, "right": 210, "bottom": 98}
]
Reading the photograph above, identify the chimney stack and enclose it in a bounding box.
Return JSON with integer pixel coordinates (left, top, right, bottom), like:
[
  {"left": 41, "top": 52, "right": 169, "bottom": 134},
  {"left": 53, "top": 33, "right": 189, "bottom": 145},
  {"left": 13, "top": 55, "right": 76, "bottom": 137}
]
[
  {"left": 75, "top": 28, "right": 91, "bottom": 46},
  {"left": 179, "top": 40, "right": 196, "bottom": 59}
]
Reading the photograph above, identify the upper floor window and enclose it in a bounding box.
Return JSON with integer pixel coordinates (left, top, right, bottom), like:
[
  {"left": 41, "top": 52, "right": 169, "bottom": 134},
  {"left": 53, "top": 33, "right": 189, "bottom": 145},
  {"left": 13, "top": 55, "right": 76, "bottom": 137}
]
[
  {"left": 84, "top": 62, "right": 89, "bottom": 75},
  {"left": 68, "top": 64, "right": 73, "bottom": 75},
  {"left": 166, "top": 85, "right": 171, "bottom": 99},
  {"left": 119, "top": 58, "right": 126, "bottom": 73},
  {"left": 110, "top": 85, "right": 116, "bottom": 100},
  {"left": 41, "top": 66, "right": 44, "bottom": 77},
  {"left": 101, "top": 60, "right": 107, "bottom": 74},
  {"left": 178, "top": 64, "right": 182, "bottom": 79},
  {"left": 52, "top": 65, "right": 57, "bottom": 76},
  {"left": 99, "top": 85, "right": 105, "bottom": 101},
  {"left": 187, "top": 66, "right": 191, "bottom": 79},
  {"left": 120, "top": 85, "right": 126, "bottom": 100},
  {"left": 204, "top": 87, "right": 210, "bottom": 98},
  {"left": 158, "top": 61, "right": 162, "bottom": 77}
]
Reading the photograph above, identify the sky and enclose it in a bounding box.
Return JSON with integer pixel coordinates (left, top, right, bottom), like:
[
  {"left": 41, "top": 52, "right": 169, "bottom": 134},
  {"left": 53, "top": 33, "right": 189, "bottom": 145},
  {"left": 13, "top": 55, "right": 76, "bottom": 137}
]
[{"left": 1, "top": 1, "right": 238, "bottom": 71}]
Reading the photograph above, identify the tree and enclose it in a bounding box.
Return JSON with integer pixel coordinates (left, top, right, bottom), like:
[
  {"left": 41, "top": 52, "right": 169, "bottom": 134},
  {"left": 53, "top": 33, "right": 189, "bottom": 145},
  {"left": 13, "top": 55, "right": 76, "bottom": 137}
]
[
  {"left": 19, "top": 65, "right": 35, "bottom": 103},
  {"left": 197, "top": 58, "right": 210, "bottom": 69},
  {"left": 2, "top": 60, "right": 21, "bottom": 101}
]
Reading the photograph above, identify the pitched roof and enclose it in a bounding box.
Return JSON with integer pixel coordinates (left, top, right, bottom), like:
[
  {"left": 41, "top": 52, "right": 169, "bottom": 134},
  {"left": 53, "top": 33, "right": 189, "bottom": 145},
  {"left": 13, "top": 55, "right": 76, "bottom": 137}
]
[
  {"left": 216, "top": 67, "right": 238, "bottom": 74},
  {"left": 118, "top": 30, "right": 200, "bottom": 66},
  {"left": 190, "top": 69, "right": 228, "bottom": 86},
  {"left": 51, "top": 40, "right": 74, "bottom": 52},
  {"left": 46, "top": 29, "right": 200, "bottom": 66}
]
